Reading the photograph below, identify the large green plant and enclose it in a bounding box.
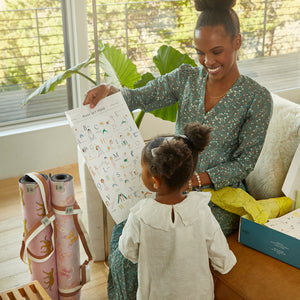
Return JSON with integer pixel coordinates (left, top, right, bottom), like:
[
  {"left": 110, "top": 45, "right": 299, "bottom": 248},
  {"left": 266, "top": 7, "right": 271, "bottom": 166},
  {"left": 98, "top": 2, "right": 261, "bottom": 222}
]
[{"left": 24, "top": 42, "right": 196, "bottom": 127}]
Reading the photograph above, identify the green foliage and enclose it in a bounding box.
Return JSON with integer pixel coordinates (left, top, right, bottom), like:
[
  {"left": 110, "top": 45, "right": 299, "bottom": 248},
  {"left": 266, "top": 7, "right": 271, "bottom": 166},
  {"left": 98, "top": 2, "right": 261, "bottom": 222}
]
[
  {"left": 236, "top": 0, "right": 300, "bottom": 57},
  {"left": 23, "top": 55, "right": 96, "bottom": 104},
  {"left": 149, "top": 45, "right": 196, "bottom": 122},
  {"left": 85, "top": 0, "right": 197, "bottom": 81},
  {"left": 134, "top": 73, "right": 155, "bottom": 89},
  {"left": 24, "top": 42, "right": 197, "bottom": 126},
  {"left": 0, "top": 0, "right": 64, "bottom": 91},
  {"left": 98, "top": 42, "right": 141, "bottom": 89},
  {"left": 153, "top": 45, "right": 196, "bottom": 74},
  {"left": 2, "top": 0, "right": 299, "bottom": 95}
]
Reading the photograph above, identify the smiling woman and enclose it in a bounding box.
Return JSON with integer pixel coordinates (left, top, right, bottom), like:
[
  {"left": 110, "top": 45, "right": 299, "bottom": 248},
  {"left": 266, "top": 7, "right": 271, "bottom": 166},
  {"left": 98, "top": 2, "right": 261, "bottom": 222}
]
[
  {"left": 194, "top": 25, "right": 242, "bottom": 112},
  {"left": 193, "top": 1, "right": 242, "bottom": 112},
  {"left": 82, "top": 0, "right": 273, "bottom": 298}
]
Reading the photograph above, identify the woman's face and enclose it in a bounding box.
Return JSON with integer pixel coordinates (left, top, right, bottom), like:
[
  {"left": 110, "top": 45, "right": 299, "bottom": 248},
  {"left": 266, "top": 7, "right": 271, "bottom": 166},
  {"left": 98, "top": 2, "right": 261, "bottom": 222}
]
[{"left": 194, "top": 25, "right": 241, "bottom": 82}]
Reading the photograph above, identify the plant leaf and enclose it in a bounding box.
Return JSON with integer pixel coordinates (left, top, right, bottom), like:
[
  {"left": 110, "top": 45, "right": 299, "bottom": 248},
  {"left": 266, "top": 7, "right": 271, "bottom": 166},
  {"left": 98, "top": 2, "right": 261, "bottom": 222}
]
[
  {"left": 149, "top": 45, "right": 196, "bottom": 121},
  {"left": 23, "top": 54, "right": 96, "bottom": 105},
  {"left": 153, "top": 45, "right": 197, "bottom": 75},
  {"left": 134, "top": 72, "right": 155, "bottom": 88},
  {"left": 98, "top": 42, "right": 141, "bottom": 89},
  {"left": 150, "top": 102, "right": 178, "bottom": 122}
]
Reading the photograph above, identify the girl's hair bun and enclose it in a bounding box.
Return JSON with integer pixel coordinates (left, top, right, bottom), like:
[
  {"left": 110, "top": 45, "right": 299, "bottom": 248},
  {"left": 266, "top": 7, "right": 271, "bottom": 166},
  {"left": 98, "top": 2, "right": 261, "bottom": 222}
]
[
  {"left": 194, "top": 0, "right": 236, "bottom": 11},
  {"left": 184, "top": 123, "right": 211, "bottom": 153}
]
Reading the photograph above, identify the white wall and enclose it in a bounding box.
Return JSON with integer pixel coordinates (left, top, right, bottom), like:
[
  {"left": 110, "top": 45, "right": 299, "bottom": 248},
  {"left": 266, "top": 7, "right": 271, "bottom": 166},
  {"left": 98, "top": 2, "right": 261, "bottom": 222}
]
[
  {"left": 138, "top": 113, "right": 175, "bottom": 140},
  {"left": 0, "top": 121, "right": 77, "bottom": 180}
]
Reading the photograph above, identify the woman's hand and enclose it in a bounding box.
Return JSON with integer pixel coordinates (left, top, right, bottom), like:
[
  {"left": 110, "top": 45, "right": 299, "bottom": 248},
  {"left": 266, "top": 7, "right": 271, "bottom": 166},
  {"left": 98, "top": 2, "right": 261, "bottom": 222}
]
[
  {"left": 188, "top": 172, "right": 212, "bottom": 190},
  {"left": 83, "top": 83, "right": 120, "bottom": 108}
]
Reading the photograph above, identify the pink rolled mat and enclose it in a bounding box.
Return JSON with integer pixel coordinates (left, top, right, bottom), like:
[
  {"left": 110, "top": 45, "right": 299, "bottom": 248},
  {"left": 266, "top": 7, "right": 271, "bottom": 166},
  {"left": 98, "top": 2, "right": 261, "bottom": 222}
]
[
  {"left": 20, "top": 172, "right": 94, "bottom": 299},
  {"left": 50, "top": 173, "right": 94, "bottom": 299},
  {"left": 19, "top": 172, "right": 59, "bottom": 300}
]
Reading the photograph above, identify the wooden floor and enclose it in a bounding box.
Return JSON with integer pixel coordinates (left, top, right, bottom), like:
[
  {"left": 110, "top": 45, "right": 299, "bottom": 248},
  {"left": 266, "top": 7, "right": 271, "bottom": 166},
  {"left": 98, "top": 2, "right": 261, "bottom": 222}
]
[{"left": 0, "top": 163, "right": 109, "bottom": 299}]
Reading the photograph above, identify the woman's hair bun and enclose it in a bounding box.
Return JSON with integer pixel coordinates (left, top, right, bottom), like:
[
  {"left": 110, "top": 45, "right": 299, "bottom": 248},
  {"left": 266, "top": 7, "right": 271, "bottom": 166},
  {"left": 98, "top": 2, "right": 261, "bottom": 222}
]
[{"left": 194, "top": 0, "right": 236, "bottom": 12}]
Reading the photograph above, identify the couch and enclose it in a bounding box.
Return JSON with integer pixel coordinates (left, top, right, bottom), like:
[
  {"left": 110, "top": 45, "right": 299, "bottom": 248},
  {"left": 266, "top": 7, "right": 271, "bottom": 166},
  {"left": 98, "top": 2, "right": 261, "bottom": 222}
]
[
  {"left": 78, "top": 92, "right": 300, "bottom": 299},
  {"left": 212, "top": 94, "right": 300, "bottom": 299}
]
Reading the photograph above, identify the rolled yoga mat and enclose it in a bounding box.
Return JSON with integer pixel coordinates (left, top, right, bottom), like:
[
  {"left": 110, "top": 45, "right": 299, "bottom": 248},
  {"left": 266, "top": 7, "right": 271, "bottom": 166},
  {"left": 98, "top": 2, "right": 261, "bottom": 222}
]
[
  {"left": 19, "top": 173, "right": 59, "bottom": 300},
  {"left": 50, "top": 173, "right": 94, "bottom": 299}
]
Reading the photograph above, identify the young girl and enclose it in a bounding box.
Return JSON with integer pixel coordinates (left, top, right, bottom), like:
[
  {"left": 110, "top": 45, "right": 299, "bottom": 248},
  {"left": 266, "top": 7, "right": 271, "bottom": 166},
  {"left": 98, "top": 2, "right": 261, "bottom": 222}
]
[{"left": 118, "top": 123, "right": 236, "bottom": 300}]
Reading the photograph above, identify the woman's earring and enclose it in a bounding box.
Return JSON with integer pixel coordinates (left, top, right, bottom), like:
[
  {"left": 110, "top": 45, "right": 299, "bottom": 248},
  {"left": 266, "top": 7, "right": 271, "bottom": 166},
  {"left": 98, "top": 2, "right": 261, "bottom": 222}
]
[{"left": 153, "top": 182, "right": 158, "bottom": 189}]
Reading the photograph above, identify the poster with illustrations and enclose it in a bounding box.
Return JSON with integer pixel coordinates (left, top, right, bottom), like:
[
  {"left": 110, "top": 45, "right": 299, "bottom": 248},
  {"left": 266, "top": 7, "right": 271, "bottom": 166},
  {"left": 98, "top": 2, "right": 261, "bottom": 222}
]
[{"left": 65, "top": 92, "right": 154, "bottom": 224}]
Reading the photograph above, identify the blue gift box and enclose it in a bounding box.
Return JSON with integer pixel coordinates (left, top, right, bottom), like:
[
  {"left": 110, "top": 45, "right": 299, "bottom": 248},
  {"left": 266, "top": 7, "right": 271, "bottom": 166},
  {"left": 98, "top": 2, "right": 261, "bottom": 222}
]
[{"left": 238, "top": 215, "right": 300, "bottom": 269}]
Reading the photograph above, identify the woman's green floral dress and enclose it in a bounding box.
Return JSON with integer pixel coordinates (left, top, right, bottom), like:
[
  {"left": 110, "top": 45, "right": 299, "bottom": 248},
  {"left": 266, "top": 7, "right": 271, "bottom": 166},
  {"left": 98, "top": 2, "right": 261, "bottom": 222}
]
[{"left": 107, "top": 64, "right": 272, "bottom": 299}]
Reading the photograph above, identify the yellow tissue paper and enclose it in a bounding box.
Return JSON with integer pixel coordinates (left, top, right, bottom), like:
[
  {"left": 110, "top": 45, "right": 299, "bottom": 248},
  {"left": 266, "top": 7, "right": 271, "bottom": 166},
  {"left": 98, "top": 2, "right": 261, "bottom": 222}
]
[{"left": 203, "top": 187, "right": 293, "bottom": 224}]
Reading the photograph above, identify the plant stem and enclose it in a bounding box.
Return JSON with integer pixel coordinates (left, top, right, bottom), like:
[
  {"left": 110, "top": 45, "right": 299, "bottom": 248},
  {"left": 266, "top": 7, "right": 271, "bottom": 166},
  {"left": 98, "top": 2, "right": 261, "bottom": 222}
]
[
  {"left": 77, "top": 71, "right": 97, "bottom": 85},
  {"left": 134, "top": 110, "right": 145, "bottom": 128}
]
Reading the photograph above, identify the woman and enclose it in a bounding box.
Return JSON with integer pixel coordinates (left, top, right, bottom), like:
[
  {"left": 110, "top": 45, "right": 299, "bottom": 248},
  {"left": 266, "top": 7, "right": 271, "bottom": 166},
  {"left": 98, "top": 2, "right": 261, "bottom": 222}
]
[{"left": 84, "top": 0, "right": 272, "bottom": 298}]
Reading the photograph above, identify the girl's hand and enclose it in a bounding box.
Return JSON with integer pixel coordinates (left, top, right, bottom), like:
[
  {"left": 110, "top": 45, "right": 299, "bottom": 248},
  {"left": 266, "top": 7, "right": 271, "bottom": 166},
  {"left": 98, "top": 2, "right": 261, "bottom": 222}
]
[{"left": 83, "top": 83, "right": 119, "bottom": 108}]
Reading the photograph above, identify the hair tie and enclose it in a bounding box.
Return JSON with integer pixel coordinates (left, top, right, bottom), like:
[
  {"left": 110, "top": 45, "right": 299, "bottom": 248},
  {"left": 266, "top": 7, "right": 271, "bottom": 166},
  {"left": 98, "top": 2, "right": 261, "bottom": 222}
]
[
  {"left": 178, "top": 134, "right": 194, "bottom": 150},
  {"left": 151, "top": 147, "right": 158, "bottom": 157},
  {"left": 151, "top": 135, "right": 192, "bottom": 158},
  {"left": 151, "top": 136, "right": 173, "bottom": 157}
]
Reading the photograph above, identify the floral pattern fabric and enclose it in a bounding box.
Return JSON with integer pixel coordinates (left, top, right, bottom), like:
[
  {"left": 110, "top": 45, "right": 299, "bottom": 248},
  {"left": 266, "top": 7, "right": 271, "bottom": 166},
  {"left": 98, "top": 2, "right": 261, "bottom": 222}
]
[
  {"left": 107, "top": 64, "right": 272, "bottom": 299},
  {"left": 123, "top": 64, "right": 272, "bottom": 191}
]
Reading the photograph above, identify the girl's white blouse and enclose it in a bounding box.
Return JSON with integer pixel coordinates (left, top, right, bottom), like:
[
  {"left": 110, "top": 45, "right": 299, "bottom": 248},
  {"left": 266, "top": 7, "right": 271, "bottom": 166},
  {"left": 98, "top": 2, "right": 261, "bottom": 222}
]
[{"left": 119, "top": 191, "right": 237, "bottom": 300}]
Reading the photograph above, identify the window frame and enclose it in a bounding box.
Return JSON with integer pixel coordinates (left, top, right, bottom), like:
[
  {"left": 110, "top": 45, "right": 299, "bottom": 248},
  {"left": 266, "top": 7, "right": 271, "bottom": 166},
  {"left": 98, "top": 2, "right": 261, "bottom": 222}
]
[{"left": 0, "top": 0, "right": 90, "bottom": 133}]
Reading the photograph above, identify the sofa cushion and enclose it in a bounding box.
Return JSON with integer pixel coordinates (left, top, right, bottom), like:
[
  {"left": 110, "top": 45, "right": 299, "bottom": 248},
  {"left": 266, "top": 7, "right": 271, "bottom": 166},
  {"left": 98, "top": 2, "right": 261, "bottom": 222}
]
[{"left": 246, "top": 93, "right": 300, "bottom": 199}]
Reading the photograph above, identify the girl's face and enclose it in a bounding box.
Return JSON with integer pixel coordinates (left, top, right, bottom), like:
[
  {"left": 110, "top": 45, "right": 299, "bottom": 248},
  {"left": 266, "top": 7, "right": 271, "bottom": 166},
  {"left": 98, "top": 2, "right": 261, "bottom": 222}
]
[{"left": 194, "top": 25, "right": 241, "bottom": 82}]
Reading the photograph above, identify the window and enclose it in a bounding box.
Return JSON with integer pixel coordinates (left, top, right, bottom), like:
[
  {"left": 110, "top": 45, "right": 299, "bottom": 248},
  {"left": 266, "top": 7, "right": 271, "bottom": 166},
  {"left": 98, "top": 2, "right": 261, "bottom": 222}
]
[
  {"left": 86, "top": 0, "right": 300, "bottom": 75},
  {"left": 0, "top": 1, "right": 70, "bottom": 126},
  {"left": 0, "top": 0, "right": 299, "bottom": 128}
]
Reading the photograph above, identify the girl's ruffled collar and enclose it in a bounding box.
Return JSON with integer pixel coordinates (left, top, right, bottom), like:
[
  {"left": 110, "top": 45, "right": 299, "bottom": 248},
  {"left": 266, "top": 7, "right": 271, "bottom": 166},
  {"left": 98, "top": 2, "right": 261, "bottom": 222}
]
[{"left": 130, "top": 191, "right": 211, "bottom": 231}]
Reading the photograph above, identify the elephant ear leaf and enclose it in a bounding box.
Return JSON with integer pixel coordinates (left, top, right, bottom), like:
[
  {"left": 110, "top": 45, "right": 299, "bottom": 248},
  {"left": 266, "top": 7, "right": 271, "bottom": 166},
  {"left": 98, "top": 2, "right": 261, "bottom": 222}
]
[
  {"left": 134, "top": 72, "right": 155, "bottom": 88},
  {"left": 150, "top": 102, "right": 178, "bottom": 122},
  {"left": 98, "top": 42, "right": 141, "bottom": 89},
  {"left": 149, "top": 45, "right": 195, "bottom": 122},
  {"left": 134, "top": 70, "right": 178, "bottom": 123},
  {"left": 153, "top": 45, "right": 196, "bottom": 75},
  {"left": 23, "top": 54, "right": 96, "bottom": 105}
]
